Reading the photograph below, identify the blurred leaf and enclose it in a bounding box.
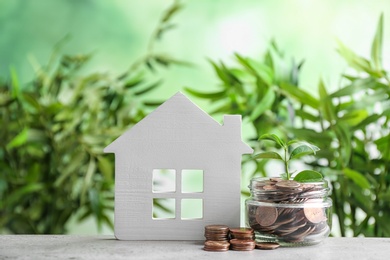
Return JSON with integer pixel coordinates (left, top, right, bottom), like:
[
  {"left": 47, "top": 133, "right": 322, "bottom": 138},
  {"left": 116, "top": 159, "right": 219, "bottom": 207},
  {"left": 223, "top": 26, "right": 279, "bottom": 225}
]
[
  {"left": 339, "top": 109, "right": 368, "bottom": 126},
  {"left": 4, "top": 183, "right": 44, "bottom": 207},
  {"left": 134, "top": 80, "right": 162, "bottom": 96},
  {"left": 337, "top": 40, "right": 379, "bottom": 76},
  {"left": 6, "top": 128, "right": 28, "bottom": 150},
  {"left": 184, "top": 87, "right": 226, "bottom": 100},
  {"left": 371, "top": 13, "right": 383, "bottom": 71},
  {"left": 318, "top": 79, "right": 336, "bottom": 122},
  {"left": 97, "top": 156, "right": 113, "bottom": 182},
  {"left": 234, "top": 53, "right": 273, "bottom": 85},
  {"left": 124, "top": 72, "right": 144, "bottom": 89},
  {"left": 280, "top": 82, "right": 319, "bottom": 109},
  {"left": 343, "top": 168, "right": 371, "bottom": 190},
  {"left": 249, "top": 87, "right": 275, "bottom": 121},
  {"left": 295, "top": 109, "right": 318, "bottom": 122},
  {"left": 253, "top": 152, "right": 283, "bottom": 160},
  {"left": 329, "top": 78, "right": 376, "bottom": 98},
  {"left": 10, "top": 67, "right": 20, "bottom": 99},
  {"left": 161, "top": 0, "right": 183, "bottom": 23}
]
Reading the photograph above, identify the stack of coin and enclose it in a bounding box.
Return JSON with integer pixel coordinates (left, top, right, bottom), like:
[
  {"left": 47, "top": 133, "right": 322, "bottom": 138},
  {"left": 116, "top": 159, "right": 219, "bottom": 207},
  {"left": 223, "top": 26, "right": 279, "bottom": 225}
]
[
  {"left": 229, "top": 227, "right": 255, "bottom": 251},
  {"left": 229, "top": 228, "right": 254, "bottom": 240},
  {"left": 204, "top": 225, "right": 230, "bottom": 241},
  {"left": 203, "top": 240, "right": 230, "bottom": 252},
  {"left": 229, "top": 239, "right": 256, "bottom": 251},
  {"left": 203, "top": 225, "right": 230, "bottom": 252},
  {"left": 247, "top": 178, "right": 330, "bottom": 243}
]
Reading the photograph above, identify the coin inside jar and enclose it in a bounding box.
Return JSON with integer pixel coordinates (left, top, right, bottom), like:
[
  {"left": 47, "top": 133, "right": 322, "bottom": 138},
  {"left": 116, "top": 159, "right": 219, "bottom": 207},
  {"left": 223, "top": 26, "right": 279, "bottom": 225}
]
[
  {"left": 304, "top": 207, "right": 327, "bottom": 223},
  {"left": 275, "top": 180, "right": 301, "bottom": 190},
  {"left": 256, "top": 206, "right": 278, "bottom": 226}
]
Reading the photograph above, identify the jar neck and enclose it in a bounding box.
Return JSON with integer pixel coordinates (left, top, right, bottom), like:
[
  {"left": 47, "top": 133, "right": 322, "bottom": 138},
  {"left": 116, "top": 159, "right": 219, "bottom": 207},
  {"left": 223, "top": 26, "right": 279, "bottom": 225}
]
[{"left": 248, "top": 177, "right": 330, "bottom": 202}]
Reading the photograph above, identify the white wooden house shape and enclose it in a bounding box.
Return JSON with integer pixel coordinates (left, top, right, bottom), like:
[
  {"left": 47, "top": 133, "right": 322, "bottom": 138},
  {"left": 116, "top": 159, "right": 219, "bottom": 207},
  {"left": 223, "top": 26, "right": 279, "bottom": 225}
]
[{"left": 104, "top": 92, "right": 253, "bottom": 240}]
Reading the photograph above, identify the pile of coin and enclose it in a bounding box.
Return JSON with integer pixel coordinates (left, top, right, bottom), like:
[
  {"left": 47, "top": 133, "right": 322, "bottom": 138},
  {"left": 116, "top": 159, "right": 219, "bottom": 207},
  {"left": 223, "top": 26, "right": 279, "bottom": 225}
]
[
  {"left": 229, "top": 227, "right": 255, "bottom": 251},
  {"left": 203, "top": 225, "right": 230, "bottom": 251},
  {"left": 203, "top": 240, "right": 230, "bottom": 252},
  {"left": 247, "top": 178, "right": 330, "bottom": 243},
  {"left": 204, "top": 224, "right": 230, "bottom": 241},
  {"left": 229, "top": 228, "right": 254, "bottom": 240}
]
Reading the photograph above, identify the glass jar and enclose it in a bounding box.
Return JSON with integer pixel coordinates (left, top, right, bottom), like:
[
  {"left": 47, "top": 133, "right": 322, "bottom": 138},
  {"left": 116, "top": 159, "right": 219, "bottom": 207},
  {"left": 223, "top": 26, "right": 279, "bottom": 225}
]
[{"left": 245, "top": 177, "right": 332, "bottom": 247}]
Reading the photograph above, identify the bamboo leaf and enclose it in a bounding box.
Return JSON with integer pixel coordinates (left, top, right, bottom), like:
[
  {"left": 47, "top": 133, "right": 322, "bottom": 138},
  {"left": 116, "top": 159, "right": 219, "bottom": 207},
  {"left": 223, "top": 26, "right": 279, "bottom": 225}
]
[
  {"left": 97, "top": 156, "right": 113, "bottom": 182},
  {"left": 329, "top": 78, "right": 376, "bottom": 98},
  {"left": 6, "top": 128, "right": 28, "bottom": 150},
  {"left": 184, "top": 87, "right": 227, "bottom": 100},
  {"left": 339, "top": 109, "right": 368, "bottom": 126},
  {"left": 280, "top": 82, "right": 319, "bottom": 109},
  {"left": 249, "top": 87, "right": 275, "bottom": 121},
  {"left": 134, "top": 80, "right": 162, "bottom": 96},
  {"left": 318, "top": 79, "right": 336, "bottom": 122},
  {"left": 371, "top": 13, "right": 383, "bottom": 71},
  {"left": 343, "top": 168, "right": 371, "bottom": 190},
  {"left": 337, "top": 40, "right": 378, "bottom": 76}
]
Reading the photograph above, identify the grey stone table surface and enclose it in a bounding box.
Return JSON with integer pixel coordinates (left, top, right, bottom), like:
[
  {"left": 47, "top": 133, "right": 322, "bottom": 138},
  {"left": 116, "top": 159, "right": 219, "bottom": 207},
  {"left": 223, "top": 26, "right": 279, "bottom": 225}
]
[{"left": 1, "top": 235, "right": 390, "bottom": 260}]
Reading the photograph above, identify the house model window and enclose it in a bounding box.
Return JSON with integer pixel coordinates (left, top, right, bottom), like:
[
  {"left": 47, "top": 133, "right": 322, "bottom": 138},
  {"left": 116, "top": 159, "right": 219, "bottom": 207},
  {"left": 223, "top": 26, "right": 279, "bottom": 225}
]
[
  {"left": 152, "top": 169, "right": 204, "bottom": 220},
  {"left": 104, "top": 92, "right": 253, "bottom": 240}
]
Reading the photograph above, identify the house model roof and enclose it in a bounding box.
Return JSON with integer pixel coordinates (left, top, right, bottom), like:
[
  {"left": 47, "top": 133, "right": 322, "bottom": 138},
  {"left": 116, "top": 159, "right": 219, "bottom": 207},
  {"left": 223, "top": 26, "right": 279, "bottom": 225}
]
[{"left": 104, "top": 91, "right": 253, "bottom": 155}]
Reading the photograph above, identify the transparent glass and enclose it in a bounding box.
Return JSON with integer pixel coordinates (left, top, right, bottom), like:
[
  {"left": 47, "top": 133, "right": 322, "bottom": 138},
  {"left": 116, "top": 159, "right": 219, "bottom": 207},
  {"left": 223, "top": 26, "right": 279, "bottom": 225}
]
[{"left": 245, "top": 177, "right": 332, "bottom": 247}]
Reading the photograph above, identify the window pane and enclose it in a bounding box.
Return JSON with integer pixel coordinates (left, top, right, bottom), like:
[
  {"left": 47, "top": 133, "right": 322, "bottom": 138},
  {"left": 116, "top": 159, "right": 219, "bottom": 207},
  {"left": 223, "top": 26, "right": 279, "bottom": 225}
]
[
  {"left": 181, "top": 199, "right": 203, "bottom": 219},
  {"left": 152, "top": 169, "right": 176, "bottom": 193},
  {"left": 152, "top": 198, "right": 175, "bottom": 219},
  {"left": 182, "top": 169, "right": 203, "bottom": 193}
]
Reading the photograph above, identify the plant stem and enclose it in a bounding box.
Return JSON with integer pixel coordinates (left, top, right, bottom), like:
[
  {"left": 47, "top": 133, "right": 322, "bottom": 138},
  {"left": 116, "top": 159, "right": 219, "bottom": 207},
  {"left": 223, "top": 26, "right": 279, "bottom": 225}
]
[{"left": 284, "top": 146, "right": 290, "bottom": 179}]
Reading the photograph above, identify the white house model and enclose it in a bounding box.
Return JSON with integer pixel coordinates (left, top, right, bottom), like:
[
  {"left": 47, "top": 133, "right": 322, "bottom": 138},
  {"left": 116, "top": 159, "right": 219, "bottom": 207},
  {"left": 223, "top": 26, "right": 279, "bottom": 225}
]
[{"left": 104, "top": 92, "right": 253, "bottom": 240}]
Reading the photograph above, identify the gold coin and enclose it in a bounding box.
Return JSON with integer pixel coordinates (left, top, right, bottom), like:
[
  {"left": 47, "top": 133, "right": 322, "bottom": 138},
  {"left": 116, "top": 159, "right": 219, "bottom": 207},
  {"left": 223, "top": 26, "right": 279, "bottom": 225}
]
[{"left": 256, "top": 206, "right": 278, "bottom": 226}]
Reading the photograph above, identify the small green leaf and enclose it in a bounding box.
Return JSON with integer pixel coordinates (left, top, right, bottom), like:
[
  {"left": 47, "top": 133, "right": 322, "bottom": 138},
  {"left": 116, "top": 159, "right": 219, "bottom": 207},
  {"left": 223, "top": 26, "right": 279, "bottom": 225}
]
[
  {"left": 343, "top": 168, "right": 371, "bottom": 190},
  {"left": 253, "top": 152, "right": 283, "bottom": 160},
  {"left": 290, "top": 144, "right": 320, "bottom": 160},
  {"left": 259, "top": 134, "right": 286, "bottom": 148},
  {"left": 293, "top": 170, "right": 323, "bottom": 182}
]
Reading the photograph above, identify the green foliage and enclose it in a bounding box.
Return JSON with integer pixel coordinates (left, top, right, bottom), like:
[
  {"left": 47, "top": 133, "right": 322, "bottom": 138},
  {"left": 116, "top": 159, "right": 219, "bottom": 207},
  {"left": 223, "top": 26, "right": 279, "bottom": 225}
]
[
  {"left": 0, "top": 1, "right": 181, "bottom": 234},
  {"left": 254, "top": 134, "right": 321, "bottom": 181},
  {"left": 186, "top": 15, "right": 390, "bottom": 237}
]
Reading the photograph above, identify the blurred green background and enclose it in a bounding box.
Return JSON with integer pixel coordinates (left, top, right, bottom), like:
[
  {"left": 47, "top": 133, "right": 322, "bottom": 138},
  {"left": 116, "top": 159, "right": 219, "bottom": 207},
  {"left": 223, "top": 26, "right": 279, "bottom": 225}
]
[
  {"left": 1, "top": 0, "right": 389, "bottom": 236},
  {"left": 2, "top": 0, "right": 389, "bottom": 96}
]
